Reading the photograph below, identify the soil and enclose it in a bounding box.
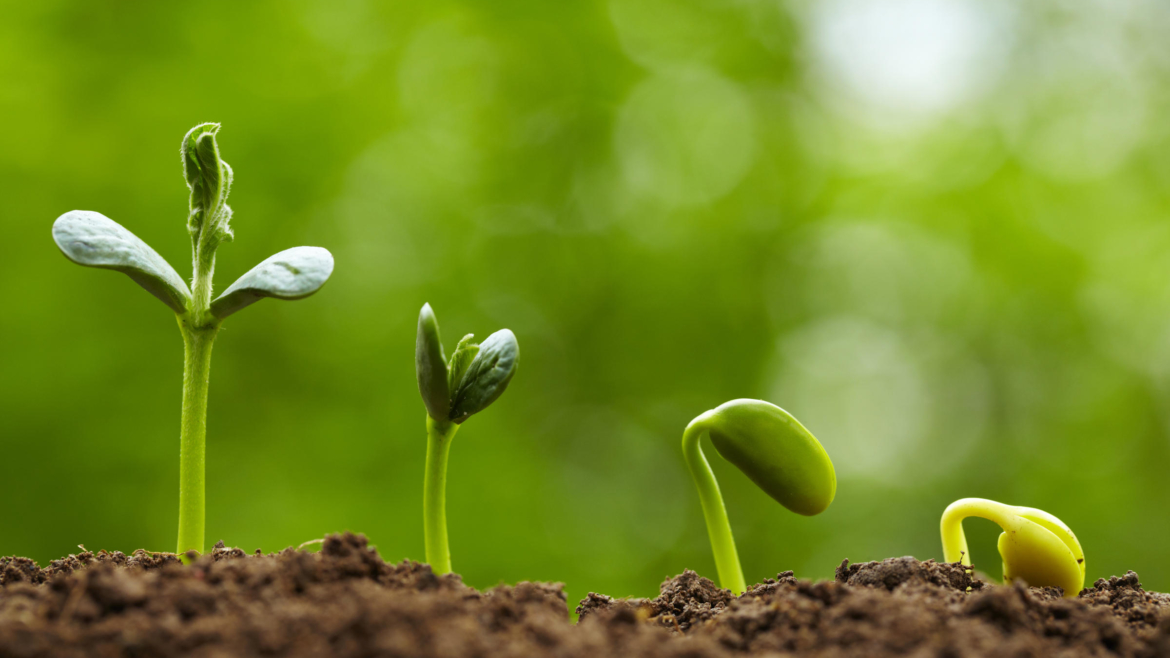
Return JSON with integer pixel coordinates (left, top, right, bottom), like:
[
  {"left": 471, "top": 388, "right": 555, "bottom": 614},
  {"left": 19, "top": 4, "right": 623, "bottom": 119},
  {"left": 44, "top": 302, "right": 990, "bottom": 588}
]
[{"left": 2, "top": 534, "right": 1168, "bottom": 657}]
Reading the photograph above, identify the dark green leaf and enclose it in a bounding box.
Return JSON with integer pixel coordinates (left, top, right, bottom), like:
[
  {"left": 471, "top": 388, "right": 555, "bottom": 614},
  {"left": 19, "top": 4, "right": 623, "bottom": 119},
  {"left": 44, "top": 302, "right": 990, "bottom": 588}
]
[
  {"left": 449, "top": 329, "right": 518, "bottom": 423},
  {"left": 416, "top": 303, "right": 449, "bottom": 421},
  {"left": 52, "top": 210, "right": 191, "bottom": 314},
  {"left": 210, "top": 246, "right": 333, "bottom": 319}
]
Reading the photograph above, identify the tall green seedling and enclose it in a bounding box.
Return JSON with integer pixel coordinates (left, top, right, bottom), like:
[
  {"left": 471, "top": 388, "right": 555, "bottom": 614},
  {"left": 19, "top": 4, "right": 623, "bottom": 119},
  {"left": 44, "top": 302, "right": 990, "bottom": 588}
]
[
  {"left": 415, "top": 303, "right": 519, "bottom": 574},
  {"left": 683, "top": 399, "right": 836, "bottom": 594},
  {"left": 52, "top": 124, "right": 334, "bottom": 556}
]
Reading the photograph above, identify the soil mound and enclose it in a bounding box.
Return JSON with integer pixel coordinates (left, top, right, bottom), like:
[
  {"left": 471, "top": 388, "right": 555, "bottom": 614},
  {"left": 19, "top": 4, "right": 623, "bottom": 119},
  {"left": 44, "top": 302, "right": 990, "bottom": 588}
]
[
  {"left": 3, "top": 538, "right": 1169, "bottom": 657},
  {"left": 577, "top": 569, "right": 738, "bottom": 631},
  {"left": 0, "top": 534, "right": 569, "bottom": 657},
  {"left": 581, "top": 557, "right": 1170, "bottom": 657}
]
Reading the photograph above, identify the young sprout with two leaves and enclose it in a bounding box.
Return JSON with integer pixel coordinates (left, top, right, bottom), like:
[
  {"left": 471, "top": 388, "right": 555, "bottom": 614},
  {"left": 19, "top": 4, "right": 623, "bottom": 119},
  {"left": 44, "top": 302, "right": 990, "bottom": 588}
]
[
  {"left": 941, "top": 498, "right": 1085, "bottom": 597},
  {"left": 415, "top": 303, "right": 519, "bottom": 574},
  {"left": 52, "top": 124, "right": 333, "bottom": 556},
  {"left": 683, "top": 399, "right": 836, "bottom": 595}
]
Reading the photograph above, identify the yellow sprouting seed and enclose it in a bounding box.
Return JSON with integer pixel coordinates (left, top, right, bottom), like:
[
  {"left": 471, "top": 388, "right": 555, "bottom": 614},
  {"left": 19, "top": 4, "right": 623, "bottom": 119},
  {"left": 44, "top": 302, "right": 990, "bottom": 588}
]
[{"left": 940, "top": 498, "right": 1085, "bottom": 598}]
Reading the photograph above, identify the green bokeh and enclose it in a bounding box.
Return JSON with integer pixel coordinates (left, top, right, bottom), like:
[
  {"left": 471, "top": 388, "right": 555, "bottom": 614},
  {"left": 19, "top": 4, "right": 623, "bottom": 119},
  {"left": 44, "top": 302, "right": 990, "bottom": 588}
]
[{"left": 3, "top": 0, "right": 1170, "bottom": 608}]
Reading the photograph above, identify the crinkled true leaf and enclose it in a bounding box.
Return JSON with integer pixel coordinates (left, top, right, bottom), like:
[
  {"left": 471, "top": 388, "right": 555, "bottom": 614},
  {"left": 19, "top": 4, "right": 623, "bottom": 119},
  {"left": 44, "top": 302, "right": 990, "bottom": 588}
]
[
  {"left": 52, "top": 210, "right": 191, "bottom": 313},
  {"left": 209, "top": 246, "right": 333, "bottom": 319},
  {"left": 447, "top": 334, "right": 479, "bottom": 393},
  {"left": 449, "top": 329, "right": 518, "bottom": 423},
  {"left": 182, "top": 123, "right": 234, "bottom": 247},
  {"left": 416, "top": 303, "right": 449, "bottom": 421}
]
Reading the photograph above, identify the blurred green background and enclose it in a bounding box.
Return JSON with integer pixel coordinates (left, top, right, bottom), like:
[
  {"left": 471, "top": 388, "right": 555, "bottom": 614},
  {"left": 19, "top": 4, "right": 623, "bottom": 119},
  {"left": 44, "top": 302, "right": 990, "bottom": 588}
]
[{"left": 3, "top": 0, "right": 1170, "bottom": 605}]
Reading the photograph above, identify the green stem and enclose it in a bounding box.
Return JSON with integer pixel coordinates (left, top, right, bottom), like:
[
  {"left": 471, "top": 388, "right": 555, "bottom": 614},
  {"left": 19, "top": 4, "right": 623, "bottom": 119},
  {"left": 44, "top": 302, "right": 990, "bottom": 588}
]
[
  {"left": 682, "top": 413, "right": 746, "bottom": 595},
  {"left": 176, "top": 321, "right": 218, "bottom": 555},
  {"left": 424, "top": 416, "right": 459, "bottom": 574},
  {"left": 190, "top": 243, "right": 217, "bottom": 327}
]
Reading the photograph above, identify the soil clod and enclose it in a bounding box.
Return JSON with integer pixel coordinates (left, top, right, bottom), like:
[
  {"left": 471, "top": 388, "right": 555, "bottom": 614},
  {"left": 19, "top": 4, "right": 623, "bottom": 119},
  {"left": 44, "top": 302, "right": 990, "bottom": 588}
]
[{"left": 835, "top": 555, "right": 982, "bottom": 592}]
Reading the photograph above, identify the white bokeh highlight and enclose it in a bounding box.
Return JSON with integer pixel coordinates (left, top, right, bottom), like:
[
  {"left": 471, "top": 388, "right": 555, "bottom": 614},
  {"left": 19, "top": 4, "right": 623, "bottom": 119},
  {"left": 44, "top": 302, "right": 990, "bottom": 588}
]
[{"left": 804, "top": 0, "right": 1009, "bottom": 126}]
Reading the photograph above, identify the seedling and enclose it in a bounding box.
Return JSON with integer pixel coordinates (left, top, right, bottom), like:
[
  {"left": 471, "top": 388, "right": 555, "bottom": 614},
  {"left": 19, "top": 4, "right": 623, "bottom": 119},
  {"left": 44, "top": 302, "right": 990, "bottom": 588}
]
[
  {"left": 940, "top": 498, "right": 1085, "bottom": 597},
  {"left": 415, "top": 303, "right": 519, "bottom": 574},
  {"left": 52, "top": 123, "right": 334, "bottom": 556},
  {"left": 682, "top": 399, "right": 836, "bottom": 595}
]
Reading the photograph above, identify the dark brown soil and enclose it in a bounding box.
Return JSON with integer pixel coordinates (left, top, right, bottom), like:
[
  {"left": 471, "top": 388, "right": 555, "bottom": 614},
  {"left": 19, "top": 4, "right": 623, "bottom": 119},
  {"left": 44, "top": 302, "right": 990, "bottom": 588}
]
[{"left": 2, "top": 536, "right": 1168, "bottom": 657}]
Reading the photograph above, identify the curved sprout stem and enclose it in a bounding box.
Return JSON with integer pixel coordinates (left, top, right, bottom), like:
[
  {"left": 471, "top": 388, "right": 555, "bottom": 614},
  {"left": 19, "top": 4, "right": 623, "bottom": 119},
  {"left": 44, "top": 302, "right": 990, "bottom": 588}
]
[
  {"left": 682, "top": 412, "right": 746, "bottom": 595},
  {"left": 939, "top": 498, "right": 1018, "bottom": 566}
]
